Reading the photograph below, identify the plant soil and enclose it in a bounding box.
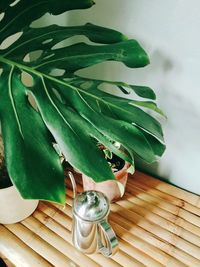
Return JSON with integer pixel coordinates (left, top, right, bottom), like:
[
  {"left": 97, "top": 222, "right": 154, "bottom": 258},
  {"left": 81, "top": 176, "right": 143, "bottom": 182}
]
[
  {"left": 0, "top": 163, "right": 12, "bottom": 189},
  {"left": 107, "top": 154, "right": 125, "bottom": 173}
]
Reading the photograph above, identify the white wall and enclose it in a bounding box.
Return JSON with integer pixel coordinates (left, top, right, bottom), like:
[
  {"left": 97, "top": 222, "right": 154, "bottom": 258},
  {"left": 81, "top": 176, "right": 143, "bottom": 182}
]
[{"left": 66, "top": 0, "right": 200, "bottom": 194}]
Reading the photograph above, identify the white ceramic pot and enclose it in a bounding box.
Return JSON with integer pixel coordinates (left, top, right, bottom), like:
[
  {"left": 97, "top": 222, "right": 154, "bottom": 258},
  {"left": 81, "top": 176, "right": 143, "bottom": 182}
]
[{"left": 0, "top": 185, "right": 39, "bottom": 224}]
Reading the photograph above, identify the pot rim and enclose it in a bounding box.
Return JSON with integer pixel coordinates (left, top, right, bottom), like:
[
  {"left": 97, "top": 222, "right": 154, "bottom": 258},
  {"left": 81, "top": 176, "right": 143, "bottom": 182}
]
[
  {"left": 0, "top": 184, "right": 14, "bottom": 192},
  {"left": 114, "top": 161, "right": 130, "bottom": 174}
]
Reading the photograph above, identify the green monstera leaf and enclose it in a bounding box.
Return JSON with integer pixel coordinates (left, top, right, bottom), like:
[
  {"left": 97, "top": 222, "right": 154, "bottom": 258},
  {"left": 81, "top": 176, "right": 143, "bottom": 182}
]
[{"left": 0, "top": 0, "right": 165, "bottom": 203}]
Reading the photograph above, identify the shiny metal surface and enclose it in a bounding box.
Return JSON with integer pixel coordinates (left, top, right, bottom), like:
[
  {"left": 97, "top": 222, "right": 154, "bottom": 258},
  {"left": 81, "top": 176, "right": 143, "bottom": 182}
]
[
  {"left": 73, "top": 191, "right": 109, "bottom": 222},
  {"left": 68, "top": 171, "right": 77, "bottom": 199},
  {"left": 98, "top": 220, "right": 119, "bottom": 256},
  {"left": 71, "top": 181, "right": 119, "bottom": 257},
  {"left": 72, "top": 216, "right": 98, "bottom": 254}
]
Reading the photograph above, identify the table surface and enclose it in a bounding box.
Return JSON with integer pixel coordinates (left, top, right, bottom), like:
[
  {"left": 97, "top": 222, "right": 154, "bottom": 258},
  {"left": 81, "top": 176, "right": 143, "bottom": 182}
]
[{"left": 0, "top": 171, "right": 200, "bottom": 267}]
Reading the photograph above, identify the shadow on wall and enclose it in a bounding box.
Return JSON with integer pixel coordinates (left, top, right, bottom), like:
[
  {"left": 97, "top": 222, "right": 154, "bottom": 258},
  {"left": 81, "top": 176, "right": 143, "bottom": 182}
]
[
  {"left": 66, "top": 2, "right": 175, "bottom": 183},
  {"left": 54, "top": 2, "right": 174, "bottom": 177},
  {"left": 135, "top": 157, "right": 171, "bottom": 183}
]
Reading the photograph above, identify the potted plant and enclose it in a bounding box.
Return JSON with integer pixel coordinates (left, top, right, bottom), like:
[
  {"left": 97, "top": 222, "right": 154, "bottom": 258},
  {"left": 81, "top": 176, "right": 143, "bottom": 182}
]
[
  {"left": 82, "top": 143, "right": 132, "bottom": 201},
  {"left": 0, "top": 0, "right": 166, "bottom": 206},
  {"left": 0, "top": 137, "right": 38, "bottom": 224}
]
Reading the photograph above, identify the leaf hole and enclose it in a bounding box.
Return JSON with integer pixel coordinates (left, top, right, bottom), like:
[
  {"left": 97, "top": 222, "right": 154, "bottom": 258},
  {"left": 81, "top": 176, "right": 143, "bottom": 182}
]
[
  {"left": 23, "top": 54, "right": 30, "bottom": 62},
  {"left": 27, "top": 92, "right": 39, "bottom": 112},
  {"left": 52, "top": 88, "right": 66, "bottom": 104},
  {"left": 42, "top": 38, "right": 53, "bottom": 45},
  {"left": 30, "top": 13, "right": 54, "bottom": 28},
  {"left": 43, "top": 53, "right": 55, "bottom": 60},
  {"left": 0, "top": 13, "right": 5, "bottom": 22},
  {"left": 51, "top": 36, "right": 90, "bottom": 50},
  {"left": 49, "top": 68, "right": 65, "bottom": 77},
  {"left": 0, "top": 32, "right": 23, "bottom": 50},
  {"left": 21, "top": 71, "right": 34, "bottom": 88},
  {"left": 80, "top": 81, "right": 94, "bottom": 90},
  {"left": 0, "top": 68, "right": 3, "bottom": 77},
  {"left": 10, "top": 0, "right": 21, "bottom": 7},
  {"left": 28, "top": 50, "right": 43, "bottom": 62},
  {"left": 99, "top": 83, "right": 118, "bottom": 94}
]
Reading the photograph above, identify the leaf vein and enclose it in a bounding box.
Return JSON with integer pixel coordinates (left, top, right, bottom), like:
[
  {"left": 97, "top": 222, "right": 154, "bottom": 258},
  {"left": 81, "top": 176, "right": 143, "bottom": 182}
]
[{"left": 8, "top": 66, "right": 24, "bottom": 139}]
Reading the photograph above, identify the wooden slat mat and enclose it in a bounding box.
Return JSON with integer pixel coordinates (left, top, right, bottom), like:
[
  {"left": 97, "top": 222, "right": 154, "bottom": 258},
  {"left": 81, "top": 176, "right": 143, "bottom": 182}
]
[{"left": 0, "top": 171, "right": 200, "bottom": 266}]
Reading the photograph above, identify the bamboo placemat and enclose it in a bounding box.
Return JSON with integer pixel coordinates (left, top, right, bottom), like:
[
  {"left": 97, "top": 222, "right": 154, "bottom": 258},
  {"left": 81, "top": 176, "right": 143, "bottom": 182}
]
[{"left": 0, "top": 171, "right": 200, "bottom": 267}]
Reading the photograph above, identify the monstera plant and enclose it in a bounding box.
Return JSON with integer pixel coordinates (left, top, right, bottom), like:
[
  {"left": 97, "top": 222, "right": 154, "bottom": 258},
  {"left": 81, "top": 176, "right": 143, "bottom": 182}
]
[{"left": 0, "top": 0, "right": 165, "bottom": 204}]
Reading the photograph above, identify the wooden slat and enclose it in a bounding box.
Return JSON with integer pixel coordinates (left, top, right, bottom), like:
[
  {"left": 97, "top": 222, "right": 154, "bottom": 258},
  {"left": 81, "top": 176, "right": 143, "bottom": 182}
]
[
  {"left": 113, "top": 200, "right": 200, "bottom": 246},
  {"left": 0, "top": 225, "right": 52, "bottom": 267},
  {"left": 1, "top": 171, "right": 200, "bottom": 267},
  {"left": 115, "top": 198, "right": 200, "bottom": 247},
  {"left": 133, "top": 171, "right": 200, "bottom": 208},
  {"left": 110, "top": 212, "right": 200, "bottom": 267},
  {"left": 125, "top": 182, "right": 200, "bottom": 228},
  {"left": 21, "top": 216, "right": 100, "bottom": 267},
  {"left": 0, "top": 255, "right": 15, "bottom": 267},
  {"left": 4, "top": 223, "right": 76, "bottom": 267},
  {"left": 128, "top": 179, "right": 200, "bottom": 217},
  {"left": 125, "top": 192, "right": 200, "bottom": 238}
]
